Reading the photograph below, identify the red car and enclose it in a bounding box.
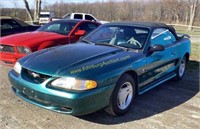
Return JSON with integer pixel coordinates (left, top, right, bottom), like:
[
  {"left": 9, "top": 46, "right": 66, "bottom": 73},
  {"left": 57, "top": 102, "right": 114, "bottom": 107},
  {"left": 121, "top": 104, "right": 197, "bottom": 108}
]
[{"left": 0, "top": 19, "right": 100, "bottom": 66}]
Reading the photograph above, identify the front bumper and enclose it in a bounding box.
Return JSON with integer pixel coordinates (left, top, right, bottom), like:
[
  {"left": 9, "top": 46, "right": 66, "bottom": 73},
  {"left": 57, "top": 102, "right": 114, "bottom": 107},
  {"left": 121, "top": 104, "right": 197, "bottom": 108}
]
[
  {"left": 0, "top": 52, "right": 25, "bottom": 66},
  {"left": 8, "top": 70, "right": 114, "bottom": 115}
]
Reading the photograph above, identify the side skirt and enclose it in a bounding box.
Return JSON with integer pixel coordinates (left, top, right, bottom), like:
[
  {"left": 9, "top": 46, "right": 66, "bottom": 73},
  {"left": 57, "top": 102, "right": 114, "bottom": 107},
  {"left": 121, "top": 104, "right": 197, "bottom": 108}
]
[{"left": 138, "top": 72, "right": 177, "bottom": 95}]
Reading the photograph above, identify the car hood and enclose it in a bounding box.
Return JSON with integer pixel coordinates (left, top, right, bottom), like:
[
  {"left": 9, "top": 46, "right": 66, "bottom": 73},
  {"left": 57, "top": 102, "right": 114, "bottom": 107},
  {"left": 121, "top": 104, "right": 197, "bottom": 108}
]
[
  {"left": 19, "top": 43, "right": 142, "bottom": 78},
  {"left": 0, "top": 31, "right": 66, "bottom": 46}
]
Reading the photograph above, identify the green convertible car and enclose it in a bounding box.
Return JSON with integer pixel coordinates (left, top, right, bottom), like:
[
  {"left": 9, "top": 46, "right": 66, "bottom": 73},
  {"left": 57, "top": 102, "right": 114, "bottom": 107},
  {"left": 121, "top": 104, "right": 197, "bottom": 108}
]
[{"left": 9, "top": 22, "right": 191, "bottom": 116}]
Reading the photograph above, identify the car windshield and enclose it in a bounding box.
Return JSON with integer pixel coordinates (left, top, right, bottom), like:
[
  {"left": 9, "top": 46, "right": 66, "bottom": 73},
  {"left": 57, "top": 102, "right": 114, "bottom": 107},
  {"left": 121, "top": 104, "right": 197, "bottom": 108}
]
[
  {"left": 37, "top": 21, "right": 78, "bottom": 35},
  {"left": 83, "top": 25, "right": 150, "bottom": 49}
]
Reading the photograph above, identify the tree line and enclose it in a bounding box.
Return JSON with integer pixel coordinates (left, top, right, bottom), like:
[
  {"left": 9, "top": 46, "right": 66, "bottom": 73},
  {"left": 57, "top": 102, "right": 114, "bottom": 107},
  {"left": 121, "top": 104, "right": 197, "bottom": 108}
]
[{"left": 1, "top": 0, "right": 199, "bottom": 30}]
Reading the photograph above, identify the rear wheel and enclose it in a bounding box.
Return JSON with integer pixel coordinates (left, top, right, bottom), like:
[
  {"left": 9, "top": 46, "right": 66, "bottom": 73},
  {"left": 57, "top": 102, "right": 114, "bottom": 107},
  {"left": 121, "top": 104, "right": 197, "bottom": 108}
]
[
  {"left": 176, "top": 57, "right": 187, "bottom": 80},
  {"left": 105, "top": 74, "right": 136, "bottom": 116}
]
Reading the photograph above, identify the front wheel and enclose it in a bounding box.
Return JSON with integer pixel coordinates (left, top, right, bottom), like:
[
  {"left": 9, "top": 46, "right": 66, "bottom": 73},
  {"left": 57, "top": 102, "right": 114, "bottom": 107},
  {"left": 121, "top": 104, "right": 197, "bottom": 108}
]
[
  {"left": 176, "top": 57, "right": 187, "bottom": 80},
  {"left": 105, "top": 74, "right": 136, "bottom": 116}
]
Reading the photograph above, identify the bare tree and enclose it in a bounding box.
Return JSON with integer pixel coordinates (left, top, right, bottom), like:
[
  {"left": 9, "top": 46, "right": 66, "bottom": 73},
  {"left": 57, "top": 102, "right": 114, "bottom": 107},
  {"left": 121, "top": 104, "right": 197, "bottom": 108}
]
[
  {"left": 23, "top": 0, "right": 33, "bottom": 22},
  {"left": 165, "top": 0, "right": 184, "bottom": 24},
  {"left": 40, "top": 0, "right": 200, "bottom": 25},
  {"left": 23, "top": 0, "right": 42, "bottom": 22},
  {"left": 158, "top": 5, "right": 166, "bottom": 22},
  {"left": 106, "top": 0, "right": 118, "bottom": 21},
  {"left": 11, "top": 0, "right": 20, "bottom": 17},
  {"left": 187, "top": 0, "right": 200, "bottom": 30},
  {"left": 34, "top": 0, "right": 42, "bottom": 22}
]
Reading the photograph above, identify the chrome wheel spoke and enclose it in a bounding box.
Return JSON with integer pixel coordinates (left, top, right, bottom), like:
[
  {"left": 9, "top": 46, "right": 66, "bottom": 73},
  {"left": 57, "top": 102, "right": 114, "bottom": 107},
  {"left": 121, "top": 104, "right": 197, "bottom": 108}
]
[
  {"left": 179, "top": 59, "right": 186, "bottom": 77},
  {"left": 117, "top": 82, "right": 133, "bottom": 110}
]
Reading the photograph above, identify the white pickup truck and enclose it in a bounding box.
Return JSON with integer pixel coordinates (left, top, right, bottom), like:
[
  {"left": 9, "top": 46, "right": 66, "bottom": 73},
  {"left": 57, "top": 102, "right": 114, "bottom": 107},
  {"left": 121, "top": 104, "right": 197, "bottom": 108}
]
[
  {"left": 39, "top": 12, "right": 59, "bottom": 25},
  {"left": 62, "top": 13, "right": 108, "bottom": 24}
]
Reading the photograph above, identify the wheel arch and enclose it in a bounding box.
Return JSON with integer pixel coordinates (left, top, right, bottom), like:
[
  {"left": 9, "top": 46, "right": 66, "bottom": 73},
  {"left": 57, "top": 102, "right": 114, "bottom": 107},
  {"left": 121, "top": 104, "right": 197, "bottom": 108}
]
[
  {"left": 105, "top": 70, "right": 138, "bottom": 116},
  {"left": 38, "top": 41, "right": 55, "bottom": 50},
  {"left": 119, "top": 70, "right": 139, "bottom": 95},
  {"left": 185, "top": 52, "right": 190, "bottom": 62}
]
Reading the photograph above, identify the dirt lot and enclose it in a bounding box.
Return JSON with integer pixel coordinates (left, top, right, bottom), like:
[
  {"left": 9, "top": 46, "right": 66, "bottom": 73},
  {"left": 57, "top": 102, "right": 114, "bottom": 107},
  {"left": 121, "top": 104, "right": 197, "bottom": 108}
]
[{"left": 0, "top": 61, "right": 199, "bottom": 129}]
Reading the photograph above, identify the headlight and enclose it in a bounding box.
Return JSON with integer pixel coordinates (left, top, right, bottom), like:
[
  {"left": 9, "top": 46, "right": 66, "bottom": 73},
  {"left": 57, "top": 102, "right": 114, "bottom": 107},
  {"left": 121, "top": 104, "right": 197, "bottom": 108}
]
[
  {"left": 17, "top": 46, "right": 31, "bottom": 54},
  {"left": 13, "top": 62, "right": 22, "bottom": 74},
  {"left": 51, "top": 77, "right": 97, "bottom": 91}
]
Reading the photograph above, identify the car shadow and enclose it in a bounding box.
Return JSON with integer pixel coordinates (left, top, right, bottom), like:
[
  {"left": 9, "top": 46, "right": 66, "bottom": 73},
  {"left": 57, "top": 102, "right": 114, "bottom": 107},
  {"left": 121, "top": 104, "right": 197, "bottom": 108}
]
[{"left": 78, "top": 60, "right": 199, "bottom": 124}]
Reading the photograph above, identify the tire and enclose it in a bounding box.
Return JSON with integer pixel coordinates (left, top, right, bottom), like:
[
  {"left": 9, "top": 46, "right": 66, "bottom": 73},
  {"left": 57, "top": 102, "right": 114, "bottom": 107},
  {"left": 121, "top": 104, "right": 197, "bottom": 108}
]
[
  {"left": 176, "top": 56, "right": 187, "bottom": 80},
  {"left": 105, "top": 74, "right": 136, "bottom": 116}
]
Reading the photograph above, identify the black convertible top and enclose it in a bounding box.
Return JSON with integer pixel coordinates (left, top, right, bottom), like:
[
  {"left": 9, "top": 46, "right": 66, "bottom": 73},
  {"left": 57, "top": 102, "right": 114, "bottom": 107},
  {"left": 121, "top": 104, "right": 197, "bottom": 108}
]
[{"left": 106, "top": 21, "right": 178, "bottom": 39}]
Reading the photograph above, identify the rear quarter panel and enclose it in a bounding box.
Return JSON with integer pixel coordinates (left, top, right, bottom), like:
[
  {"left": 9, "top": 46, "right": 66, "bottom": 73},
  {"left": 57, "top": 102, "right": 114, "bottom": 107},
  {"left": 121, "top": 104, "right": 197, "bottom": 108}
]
[{"left": 176, "top": 38, "right": 191, "bottom": 61}]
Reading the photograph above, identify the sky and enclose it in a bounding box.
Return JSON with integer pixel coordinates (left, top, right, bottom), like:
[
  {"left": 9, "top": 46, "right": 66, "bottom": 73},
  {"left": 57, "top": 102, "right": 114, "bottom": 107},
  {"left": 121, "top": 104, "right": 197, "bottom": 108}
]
[{"left": 0, "top": 0, "right": 120, "bottom": 9}]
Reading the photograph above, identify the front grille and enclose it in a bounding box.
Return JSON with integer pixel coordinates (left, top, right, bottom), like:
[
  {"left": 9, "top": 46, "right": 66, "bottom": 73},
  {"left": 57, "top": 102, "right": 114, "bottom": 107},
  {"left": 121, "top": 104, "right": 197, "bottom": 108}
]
[
  {"left": 23, "top": 68, "right": 51, "bottom": 84},
  {"left": 0, "top": 44, "right": 15, "bottom": 53}
]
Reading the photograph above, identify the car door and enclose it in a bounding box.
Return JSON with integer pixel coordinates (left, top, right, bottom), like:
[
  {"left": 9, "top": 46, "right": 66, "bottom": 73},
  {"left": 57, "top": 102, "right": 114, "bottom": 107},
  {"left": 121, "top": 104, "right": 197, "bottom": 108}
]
[{"left": 140, "top": 28, "right": 178, "bottom": 89}]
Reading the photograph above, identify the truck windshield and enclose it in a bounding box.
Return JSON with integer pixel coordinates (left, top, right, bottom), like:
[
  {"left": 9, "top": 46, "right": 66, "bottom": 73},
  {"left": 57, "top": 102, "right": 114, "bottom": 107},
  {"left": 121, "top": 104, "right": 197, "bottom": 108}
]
[
  {"left": 37, "top": 21, "right": 78, "bottom": 35},
  {"left": 62, "top": 14, "right": 71, "bottom": 19}
]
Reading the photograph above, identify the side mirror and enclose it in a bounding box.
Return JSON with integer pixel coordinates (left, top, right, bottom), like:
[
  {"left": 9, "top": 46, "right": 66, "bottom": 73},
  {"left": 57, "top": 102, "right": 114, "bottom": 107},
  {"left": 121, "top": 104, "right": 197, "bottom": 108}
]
[
  {"left": 74, "top": 30, "right": 86, "bottom": 36},
  {"left": 148, "top": 44, "right": 165, "bottom": 54}
]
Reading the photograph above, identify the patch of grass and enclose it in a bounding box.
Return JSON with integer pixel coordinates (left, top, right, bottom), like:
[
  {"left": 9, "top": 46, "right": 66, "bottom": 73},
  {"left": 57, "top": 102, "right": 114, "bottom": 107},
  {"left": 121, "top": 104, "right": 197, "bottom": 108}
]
[
  {"left": 177, "top": 30, "right": 200, "bottom": 36},
  {"left": 188, "top": 42, "right": 199, "bottom": 71},
  {"left": 174, "top": 26, "right": 200, "bottom": 36},
  {"left": 190, "top": 42, "right": 200, "bottom": 61}
]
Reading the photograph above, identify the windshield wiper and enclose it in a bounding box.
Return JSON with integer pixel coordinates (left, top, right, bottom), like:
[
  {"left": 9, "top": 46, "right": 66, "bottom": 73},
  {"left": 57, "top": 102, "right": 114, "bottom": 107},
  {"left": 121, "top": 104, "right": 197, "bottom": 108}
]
[
  {"left": 95, "top": 43, "right": 129, "bottom": 51},
  {"left": 80, "top": 39, "right": 95, "bottom": 45}
]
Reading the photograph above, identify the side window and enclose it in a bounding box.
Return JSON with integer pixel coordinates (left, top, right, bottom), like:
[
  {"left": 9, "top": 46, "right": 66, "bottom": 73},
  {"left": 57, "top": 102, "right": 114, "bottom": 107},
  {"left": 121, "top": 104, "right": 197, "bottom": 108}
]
[
  {"left": 74, "top": 14, "right": 83, "bottom": 19},
  {"left": 77, "top": 23, "right": 99, "bottom": 34},
  {"left": 151, "top": 28, "right": 176, "bottom": 46},
  {"left": 85, "top": 15, "right": 96, "bottom": 21},
  {"left": 1, "top": 19, "right": 21, "bottom": 29},
  {"left": 1, "top": 23, "right": 12, "bottom": 29},
  {"left": 87, "top": 23, "right": 99, "bottom": 30}
]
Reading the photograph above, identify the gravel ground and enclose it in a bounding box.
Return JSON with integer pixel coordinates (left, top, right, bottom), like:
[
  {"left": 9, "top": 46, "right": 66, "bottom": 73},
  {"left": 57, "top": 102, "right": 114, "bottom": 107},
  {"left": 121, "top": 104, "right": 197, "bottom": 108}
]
[{"left": 0, "top": 63, "right": 199, "bottom": 129}]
